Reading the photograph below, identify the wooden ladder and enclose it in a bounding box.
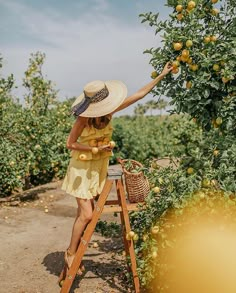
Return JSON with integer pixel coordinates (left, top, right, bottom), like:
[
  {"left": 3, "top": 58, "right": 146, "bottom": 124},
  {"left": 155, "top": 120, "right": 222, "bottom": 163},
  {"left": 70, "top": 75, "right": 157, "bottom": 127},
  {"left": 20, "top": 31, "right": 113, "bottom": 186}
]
[{"left": 59, "top": 167, "right": 141, "bottom": 293}]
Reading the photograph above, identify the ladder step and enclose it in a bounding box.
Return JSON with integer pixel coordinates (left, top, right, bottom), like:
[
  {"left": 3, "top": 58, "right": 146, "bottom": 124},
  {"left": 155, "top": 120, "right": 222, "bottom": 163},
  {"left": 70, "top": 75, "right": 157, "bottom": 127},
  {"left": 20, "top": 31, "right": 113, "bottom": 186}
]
[
  {"left": 103, "top": 203, "right": 140, "bottom": 213},
  {"left": 107, "top": 168, "right": 123, "bottom": 179}
]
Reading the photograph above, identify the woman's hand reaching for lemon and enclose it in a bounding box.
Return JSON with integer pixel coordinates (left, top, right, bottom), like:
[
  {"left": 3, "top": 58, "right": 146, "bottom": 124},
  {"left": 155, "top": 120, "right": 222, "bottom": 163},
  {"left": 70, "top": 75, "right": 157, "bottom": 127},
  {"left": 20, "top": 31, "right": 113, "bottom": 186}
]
[{"left": 160, "top": 62, "right": 173, "bottom": 77}]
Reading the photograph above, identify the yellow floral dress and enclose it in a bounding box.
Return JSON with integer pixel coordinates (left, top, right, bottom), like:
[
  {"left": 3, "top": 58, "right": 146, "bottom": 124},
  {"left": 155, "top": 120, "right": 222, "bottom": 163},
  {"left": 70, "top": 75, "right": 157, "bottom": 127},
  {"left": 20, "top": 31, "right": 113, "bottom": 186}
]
[{"left": 61, "top": 121, "right": 113, "bottom": 199}]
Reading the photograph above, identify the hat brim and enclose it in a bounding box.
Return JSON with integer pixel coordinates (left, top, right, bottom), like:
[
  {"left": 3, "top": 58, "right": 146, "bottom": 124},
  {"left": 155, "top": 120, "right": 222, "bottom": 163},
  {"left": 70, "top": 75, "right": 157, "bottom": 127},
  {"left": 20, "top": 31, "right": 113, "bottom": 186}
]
[{"left": 71, "top": 80, "right": 127, "bottom": 117}]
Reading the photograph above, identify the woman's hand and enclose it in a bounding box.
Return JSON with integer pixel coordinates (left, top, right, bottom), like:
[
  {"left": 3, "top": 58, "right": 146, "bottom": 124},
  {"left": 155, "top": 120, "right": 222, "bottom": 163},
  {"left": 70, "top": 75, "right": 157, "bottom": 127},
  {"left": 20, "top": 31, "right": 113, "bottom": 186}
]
[
  {"left": 160, "top": 62, "right": 173, "bottom": 77},
  {"left": 98, "top": 145, "right": 112, "bottom": 152}
]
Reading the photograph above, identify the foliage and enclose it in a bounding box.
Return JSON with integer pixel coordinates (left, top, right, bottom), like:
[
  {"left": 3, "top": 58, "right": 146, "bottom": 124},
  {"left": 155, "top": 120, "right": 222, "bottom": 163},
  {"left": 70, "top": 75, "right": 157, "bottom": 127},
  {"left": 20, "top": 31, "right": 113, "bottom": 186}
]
[
  {"left": 2, "top": 50, "right": 202, "bottom": 196},
  {"left": 129, "top": 160, "right": 235, "bottom": 289},
  {"left": 140, "top": 0, "right": 236, "bottom": 132},
  {"left": 95, "top": 220, "right": 121, "bottom": 238},
  {"left": 180, "top": 127, "right": 236, "bottom": 192},
  {"left": 127, "top": 0, "right": 236, "bottom": 290},
  {"left": 0, "top": 53, "right": 74, "bottom": 196},
  {"left": 129, "top": 164, "right": 200, "bottom": 287},
  {"left": 134, "top": 103, "right": 147, "bottom": 116},
  {"left": 112, "top": 114, "right": 201, "bottom": 163},
  {"left": 23, "top": 52, "right": 58, "bottom": 115},
  {"left": 0, "top": 57, "right": 22, "bottom": 195},
  {"left": 134, "top": 99, "right": 168, "bottom": 116}
]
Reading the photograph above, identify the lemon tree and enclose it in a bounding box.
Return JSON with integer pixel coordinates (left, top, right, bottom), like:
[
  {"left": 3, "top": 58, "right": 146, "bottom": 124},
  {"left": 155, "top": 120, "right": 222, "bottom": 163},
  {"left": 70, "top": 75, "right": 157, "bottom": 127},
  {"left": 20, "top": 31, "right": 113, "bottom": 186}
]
[
  {"left": 140, "top": 0, "right": 236, "bottom": 195},
  {"left": 0, "top": 53, "right": 73, "bottom": 196},
  {"left": 128, "top": 1, "right": 236, "bottom": 289},
  {"left": 23, "top": 52, "right": 58, "bottom": 114},
  {"left": 129, "top": 157, "right": 236, "bottom": 289},
  {"left": 141, "top": 0, "right": 236, "bottom": 132},
  {"left": 0, "top": 55, "right": 22, "bottom": 195}
]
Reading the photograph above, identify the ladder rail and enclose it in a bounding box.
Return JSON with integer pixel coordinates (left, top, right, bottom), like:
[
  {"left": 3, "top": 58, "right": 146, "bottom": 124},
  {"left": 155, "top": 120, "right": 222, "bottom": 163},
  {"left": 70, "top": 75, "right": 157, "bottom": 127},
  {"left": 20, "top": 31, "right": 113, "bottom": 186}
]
[{"left": 116, "top": 179, "right": 140, "bottom": 292}]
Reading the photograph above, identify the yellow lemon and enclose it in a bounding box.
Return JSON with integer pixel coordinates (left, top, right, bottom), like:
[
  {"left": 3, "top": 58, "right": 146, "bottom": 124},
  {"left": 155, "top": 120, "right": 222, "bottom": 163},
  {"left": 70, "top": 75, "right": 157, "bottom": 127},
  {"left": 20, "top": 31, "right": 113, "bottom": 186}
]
[
  {"left": 173, "top": 42, "right": 183, "bottom": 51},
  {"left": 79, "top": 154, "right": 87, "bottom": 160},
  {"left": 92, "top": 147, "right": 99, "bottom": 154},
  {"left": 176, "top": 4, "right": 183, "bottom": 12},
  {"left": 186, "top": 40, "right": 193, "bottom": 47},
  {"left": 109, "top": 141, "right": 116, "bottom": 148}
]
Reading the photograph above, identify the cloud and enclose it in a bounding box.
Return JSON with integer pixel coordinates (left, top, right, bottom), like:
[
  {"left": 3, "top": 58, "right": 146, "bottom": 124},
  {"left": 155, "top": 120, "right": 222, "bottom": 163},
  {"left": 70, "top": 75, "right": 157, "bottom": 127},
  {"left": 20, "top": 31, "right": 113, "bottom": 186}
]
[{"left": 1, "top": 0, "right": 164, "bottom": 115}]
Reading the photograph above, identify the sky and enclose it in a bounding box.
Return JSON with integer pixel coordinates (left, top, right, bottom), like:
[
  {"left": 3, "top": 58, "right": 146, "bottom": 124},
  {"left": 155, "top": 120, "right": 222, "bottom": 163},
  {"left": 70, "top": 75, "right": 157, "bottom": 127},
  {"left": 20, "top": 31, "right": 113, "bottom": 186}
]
[{"left": 0, "top": 0, "right": 170, "bottom": 115}]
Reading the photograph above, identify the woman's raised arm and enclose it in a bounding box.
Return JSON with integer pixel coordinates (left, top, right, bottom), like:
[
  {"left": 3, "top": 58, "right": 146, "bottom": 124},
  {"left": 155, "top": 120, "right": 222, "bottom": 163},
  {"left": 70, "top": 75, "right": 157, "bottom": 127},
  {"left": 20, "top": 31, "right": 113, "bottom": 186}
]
[{"left": 113, "top": 62, "right": 172, "bottom": 113}]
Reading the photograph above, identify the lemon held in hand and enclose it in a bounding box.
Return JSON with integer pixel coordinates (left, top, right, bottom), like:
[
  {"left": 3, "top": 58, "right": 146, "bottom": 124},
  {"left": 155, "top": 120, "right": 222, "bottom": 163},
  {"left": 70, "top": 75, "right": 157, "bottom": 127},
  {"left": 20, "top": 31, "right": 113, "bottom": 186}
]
[
  {"left": 92, "top": 147, "right": 99, "bottom": 154},
  {"left": 109, "top": 141, "right": 116, "bottom": 148}
]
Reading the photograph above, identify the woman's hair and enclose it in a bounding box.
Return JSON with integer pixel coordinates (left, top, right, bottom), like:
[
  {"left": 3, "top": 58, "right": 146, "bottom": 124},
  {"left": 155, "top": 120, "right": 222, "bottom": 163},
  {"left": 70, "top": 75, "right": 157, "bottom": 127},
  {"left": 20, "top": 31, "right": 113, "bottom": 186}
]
[{"left": 87, "top": 114, "right": 111, "bottom": 129}]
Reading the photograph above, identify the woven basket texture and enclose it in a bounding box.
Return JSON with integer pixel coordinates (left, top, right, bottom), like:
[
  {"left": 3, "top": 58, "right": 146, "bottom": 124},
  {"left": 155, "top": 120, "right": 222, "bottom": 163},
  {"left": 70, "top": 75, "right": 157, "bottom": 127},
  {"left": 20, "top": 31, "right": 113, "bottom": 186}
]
[{"left": 120, "top": 159, "right": 150, "bottom": 203}]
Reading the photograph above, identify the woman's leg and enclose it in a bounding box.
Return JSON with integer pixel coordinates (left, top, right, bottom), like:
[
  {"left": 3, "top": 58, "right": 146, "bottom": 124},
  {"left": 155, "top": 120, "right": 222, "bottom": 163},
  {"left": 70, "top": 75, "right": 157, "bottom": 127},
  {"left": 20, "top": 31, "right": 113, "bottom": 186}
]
[{"left": 66, "top": 197, "right": 94, "bottom": 266}]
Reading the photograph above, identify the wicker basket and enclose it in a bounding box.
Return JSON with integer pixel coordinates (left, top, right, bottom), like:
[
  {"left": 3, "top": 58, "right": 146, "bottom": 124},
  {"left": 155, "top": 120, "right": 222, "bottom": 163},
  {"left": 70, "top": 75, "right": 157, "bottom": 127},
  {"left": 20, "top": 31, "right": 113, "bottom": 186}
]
[{"left": 118, "top": 159, "right": 150, "bottom": 203}]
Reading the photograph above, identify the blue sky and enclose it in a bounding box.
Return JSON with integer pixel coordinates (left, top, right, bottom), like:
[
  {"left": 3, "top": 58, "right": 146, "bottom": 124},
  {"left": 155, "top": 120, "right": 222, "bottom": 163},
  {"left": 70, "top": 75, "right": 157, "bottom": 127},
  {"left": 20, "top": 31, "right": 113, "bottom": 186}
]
[{"left": 1, "top": 0, "right": 170, "bottom": 115}]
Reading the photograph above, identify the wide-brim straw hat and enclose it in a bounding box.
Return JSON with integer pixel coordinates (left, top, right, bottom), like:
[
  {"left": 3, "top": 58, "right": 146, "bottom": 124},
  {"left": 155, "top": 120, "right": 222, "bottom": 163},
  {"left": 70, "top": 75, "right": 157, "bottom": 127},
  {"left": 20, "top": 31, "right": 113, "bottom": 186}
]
[{"left": 71, "top": 80, "right": 127, "bottom": 117}]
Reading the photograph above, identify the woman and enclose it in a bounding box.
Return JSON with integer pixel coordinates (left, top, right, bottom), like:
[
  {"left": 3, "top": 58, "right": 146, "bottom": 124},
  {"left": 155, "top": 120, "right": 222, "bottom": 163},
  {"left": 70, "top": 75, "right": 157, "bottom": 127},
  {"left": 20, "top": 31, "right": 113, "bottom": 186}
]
[{"left": 60, "top": 62, "right": 172, "bottom": 278}]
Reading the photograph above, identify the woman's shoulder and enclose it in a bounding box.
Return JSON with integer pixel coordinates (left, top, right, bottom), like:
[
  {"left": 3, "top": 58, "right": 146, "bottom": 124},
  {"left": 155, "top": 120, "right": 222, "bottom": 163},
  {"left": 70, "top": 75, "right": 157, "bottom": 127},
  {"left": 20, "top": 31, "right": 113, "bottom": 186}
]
[{"left": 72, "top": 116, "right": 89, "bottom": 130}]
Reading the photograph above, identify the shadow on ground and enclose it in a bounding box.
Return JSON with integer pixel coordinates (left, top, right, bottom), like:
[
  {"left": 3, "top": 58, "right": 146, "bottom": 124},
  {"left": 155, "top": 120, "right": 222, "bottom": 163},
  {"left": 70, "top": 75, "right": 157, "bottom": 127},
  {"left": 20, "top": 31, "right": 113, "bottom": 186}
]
[
  {"left": 47, "top": 205, "right": 77, "bottom": 218},
  {"left": 42, "top": 237, "right": 129, "bottom": 293}
]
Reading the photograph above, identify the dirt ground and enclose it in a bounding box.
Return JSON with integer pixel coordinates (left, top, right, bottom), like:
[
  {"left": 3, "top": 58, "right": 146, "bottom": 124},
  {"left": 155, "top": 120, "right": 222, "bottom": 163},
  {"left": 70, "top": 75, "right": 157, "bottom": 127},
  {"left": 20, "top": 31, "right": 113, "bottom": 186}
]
[{"left": 0, "top": 165, "right": 133, "bottom": 293}]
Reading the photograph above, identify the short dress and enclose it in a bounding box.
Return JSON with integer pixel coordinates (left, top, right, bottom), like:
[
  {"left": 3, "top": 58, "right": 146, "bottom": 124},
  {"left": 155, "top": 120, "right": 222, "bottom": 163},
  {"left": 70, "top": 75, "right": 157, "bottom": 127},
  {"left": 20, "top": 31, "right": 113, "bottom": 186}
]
[{"left": 61, "top": 121, "right": 113, "bottom": 200}]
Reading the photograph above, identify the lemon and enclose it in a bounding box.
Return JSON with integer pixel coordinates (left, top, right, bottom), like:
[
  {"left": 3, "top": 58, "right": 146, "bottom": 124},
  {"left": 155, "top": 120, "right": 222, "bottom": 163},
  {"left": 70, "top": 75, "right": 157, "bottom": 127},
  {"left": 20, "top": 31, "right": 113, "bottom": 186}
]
[
  {"left": 187, "top": 167, "right": 194, "bottom": 175},
  {"left": 186, "top": 40, "right": 193, "bottom": 47},
  {"left": 151, "top": 71, "right": 158, "bottom": 79},
  {"left": 92, "top": 147, "right": 99, "bottom": 154},
  {"left": 93, "top": 242, "right": 99, "bottom": 248},
  {"left": 176, "top": 5, "right": 183, "bottom": 12},
  {"left": 173, "top": 42, "right": 183, "bottom": 51},
  {"left": 79, "top": 154, "right": 87, "bottom": 160},
  {"left": 151, "top": 226, "right": 160, "bottom": 235},
  {"left": 153, "top": 186, "right": 161, "bottom": 193},
  {"left": 109, "top": 141, "right": 116, "bottom": 148}
]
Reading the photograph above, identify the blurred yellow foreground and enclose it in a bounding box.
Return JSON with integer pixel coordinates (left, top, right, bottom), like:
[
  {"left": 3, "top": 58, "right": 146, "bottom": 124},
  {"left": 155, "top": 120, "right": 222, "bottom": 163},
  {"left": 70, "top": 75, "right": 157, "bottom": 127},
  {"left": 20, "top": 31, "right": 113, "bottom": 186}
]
[{"left": 151, "top": 192, "right": 236, "bottom": 293}]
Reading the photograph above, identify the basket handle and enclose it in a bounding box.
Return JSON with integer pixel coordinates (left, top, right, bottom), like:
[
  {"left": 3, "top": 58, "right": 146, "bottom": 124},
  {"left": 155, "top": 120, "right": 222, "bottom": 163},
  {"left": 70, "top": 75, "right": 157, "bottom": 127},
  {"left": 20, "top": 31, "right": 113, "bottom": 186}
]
[{"left": 117, "top": 157, "right": 124, "bottom": 166}]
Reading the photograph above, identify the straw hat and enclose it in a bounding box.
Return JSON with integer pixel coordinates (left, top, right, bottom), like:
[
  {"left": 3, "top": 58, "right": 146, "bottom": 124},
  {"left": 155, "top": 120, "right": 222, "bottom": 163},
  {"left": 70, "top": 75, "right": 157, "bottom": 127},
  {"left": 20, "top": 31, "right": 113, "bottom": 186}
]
[{"left": 71, "top": 80, "right": 127, "bottom": 117}]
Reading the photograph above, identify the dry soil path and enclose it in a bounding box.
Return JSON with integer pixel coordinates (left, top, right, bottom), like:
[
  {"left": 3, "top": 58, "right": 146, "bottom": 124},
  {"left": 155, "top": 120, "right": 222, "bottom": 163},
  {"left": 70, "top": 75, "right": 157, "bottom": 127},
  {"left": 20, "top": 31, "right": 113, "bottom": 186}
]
[{"left": 0, "top": 166, "right": 132, "bottom": 293}]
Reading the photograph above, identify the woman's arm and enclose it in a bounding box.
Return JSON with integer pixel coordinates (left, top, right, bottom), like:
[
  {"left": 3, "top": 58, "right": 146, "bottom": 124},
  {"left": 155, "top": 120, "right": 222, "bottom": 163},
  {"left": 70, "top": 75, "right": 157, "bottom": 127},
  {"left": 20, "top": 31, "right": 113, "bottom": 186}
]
[
  {"left": 66, "top": 116, "right": 112, "bottom": 153},
  {"left": 66, "top": 116, "right": 91, "bottom": 151},
  {"left": 113, "top": 62, "right": 173, "bottom": 113}
]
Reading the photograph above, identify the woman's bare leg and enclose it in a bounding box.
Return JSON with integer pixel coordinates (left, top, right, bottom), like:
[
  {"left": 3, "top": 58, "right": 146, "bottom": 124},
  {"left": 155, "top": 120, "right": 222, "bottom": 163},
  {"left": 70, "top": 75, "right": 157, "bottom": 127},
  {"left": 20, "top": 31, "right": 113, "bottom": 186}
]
[{"left": 66, "top": 198, "right": 94, "bottom": 267}]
